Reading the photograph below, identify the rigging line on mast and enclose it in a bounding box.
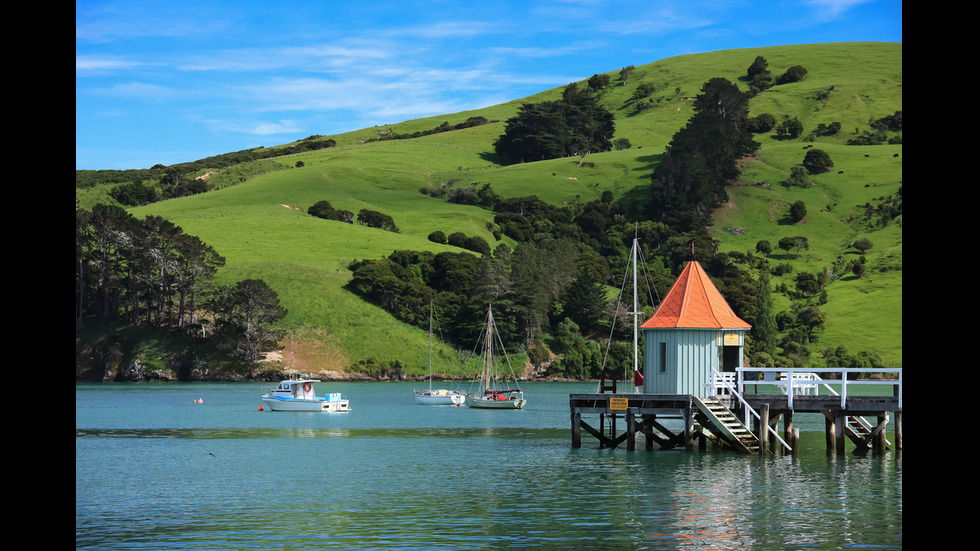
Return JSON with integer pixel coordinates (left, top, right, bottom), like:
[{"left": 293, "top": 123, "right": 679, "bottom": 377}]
[
  {"left": 598, "top": 248, "right": 633, "bottom": 381},
  {"left": 487, "top": 306, "right": 521, "bottom": 386},
  {"left": 598, "top": 237, "right": 647, "bottom": 391},
  {"left": 635, "top": 245, "right": 661, "bottom": 308}
]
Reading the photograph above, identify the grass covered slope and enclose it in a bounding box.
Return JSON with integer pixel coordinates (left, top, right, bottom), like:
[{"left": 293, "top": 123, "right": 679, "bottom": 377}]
[{"left": 121, "top": 42, "right": 901, "bottom": 374}]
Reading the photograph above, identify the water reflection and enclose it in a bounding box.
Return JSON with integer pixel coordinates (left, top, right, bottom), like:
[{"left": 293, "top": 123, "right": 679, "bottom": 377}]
[{"left": 76, "top": 383, "right": 901, "bottom": 550}]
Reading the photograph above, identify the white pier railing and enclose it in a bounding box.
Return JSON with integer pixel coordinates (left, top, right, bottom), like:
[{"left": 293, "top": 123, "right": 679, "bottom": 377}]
[
  {"left": 714, "top": 367, "right": 904, "bottom": 411},
  {"left": 708, "top": 368, "right": 792, "bottom": 451}
]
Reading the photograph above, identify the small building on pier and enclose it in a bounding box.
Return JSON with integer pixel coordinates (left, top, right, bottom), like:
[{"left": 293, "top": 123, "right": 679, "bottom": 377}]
[
  {"left": 569, "top": 259, "right": 901, "bottom": 455},
  {"left": 640, "top": 259, "right": 750, "bottom": 397}
]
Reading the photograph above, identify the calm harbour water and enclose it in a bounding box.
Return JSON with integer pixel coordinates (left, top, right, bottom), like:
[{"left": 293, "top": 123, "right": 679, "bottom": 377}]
[{"left": 76, "top": 381, "right": 902, "bottom": 550}]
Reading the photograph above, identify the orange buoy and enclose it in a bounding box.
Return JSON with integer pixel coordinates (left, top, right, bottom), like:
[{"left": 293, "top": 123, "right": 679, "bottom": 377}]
[{"left": 258, "top": 404, "right": 264, "bottom": 411}]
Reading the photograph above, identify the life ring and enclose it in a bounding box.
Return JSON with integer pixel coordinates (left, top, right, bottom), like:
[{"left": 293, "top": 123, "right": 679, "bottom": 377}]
[{"left": 303, "top": 382, "right": 312, "bottom": 392}]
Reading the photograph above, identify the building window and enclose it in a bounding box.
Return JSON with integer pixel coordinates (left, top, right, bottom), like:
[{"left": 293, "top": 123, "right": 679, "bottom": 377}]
[{"left": 659, "top": 342, "right": 667, "bottom": 373}]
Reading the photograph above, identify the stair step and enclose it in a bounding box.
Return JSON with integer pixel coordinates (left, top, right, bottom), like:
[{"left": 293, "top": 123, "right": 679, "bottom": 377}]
[{"left": 694, "top": 396, "right": 762, "bottom": 455}]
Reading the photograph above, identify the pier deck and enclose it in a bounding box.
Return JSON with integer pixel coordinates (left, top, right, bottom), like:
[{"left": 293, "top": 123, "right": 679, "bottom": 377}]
[{"left": 570, "top": 368, "right": 902, "bottom": 455}]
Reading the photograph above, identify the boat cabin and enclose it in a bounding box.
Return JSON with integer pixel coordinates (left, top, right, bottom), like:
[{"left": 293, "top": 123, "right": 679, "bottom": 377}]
[{"left": 271, "top": 379, "right": 321, "bottom": 400}]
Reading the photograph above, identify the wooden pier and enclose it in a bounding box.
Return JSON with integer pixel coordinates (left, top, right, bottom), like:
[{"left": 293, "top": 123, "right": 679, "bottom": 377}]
[{"left": 570, "top": 368, "right": 902, "bottom": 455}]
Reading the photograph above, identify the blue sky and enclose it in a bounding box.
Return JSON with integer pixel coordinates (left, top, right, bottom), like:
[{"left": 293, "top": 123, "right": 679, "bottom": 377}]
[{"left": 76, "top": 0, "right": 902, "bottom": 170}]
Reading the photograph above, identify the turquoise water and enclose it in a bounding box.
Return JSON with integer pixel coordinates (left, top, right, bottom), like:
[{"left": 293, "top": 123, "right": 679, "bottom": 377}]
[{"left": 76, "top": 382, "right": 902, "bottom": 550}]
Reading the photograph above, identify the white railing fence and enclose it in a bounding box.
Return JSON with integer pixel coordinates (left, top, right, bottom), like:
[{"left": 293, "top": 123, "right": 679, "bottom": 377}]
[
  {"left": 708, "top": 368, "right": 792, "bottom": 451},
  {"left": 732, "top": 368, "right": 902, "bottom": 411},
  {"left": 702, "top": 368, "right": 901, "bottom": 452}
]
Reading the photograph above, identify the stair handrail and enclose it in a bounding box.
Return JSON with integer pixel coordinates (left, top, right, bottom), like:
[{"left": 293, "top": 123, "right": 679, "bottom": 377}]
[{"left": 710, "top": 368, "right": 791, "bottom": 451}]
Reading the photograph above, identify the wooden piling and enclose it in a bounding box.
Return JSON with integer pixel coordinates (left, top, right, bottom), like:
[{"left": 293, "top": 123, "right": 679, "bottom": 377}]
[
  {"left": 758, "top": 404, "right": 769, "bottom": 453},
  {"left": 825, "top": 416, "right": 835, "bottom": 452},
  {"left": 783, "top": 411, "right": 794, "bottom": 454},
  {"left": 571, "top": 412, "right": 581, "bottom": 447},
  {"left": 835, "top": 413, "right": 846, "bottom": 455},
  {"left": 895, "top": 411, "right": 902, "bottom": 450}
]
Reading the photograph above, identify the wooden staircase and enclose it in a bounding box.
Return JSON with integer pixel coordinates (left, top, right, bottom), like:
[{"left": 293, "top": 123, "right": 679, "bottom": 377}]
[
  {"left": 823, "top": 411, "right": 892, "bottom": 450},
  {"left": 693, "top": 396, "right": 762, "bottom": 455}
]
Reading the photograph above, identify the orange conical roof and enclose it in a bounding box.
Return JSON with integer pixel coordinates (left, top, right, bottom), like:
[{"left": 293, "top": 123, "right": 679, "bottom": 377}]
[{"left": 640, "top": 260, "right": 751, "bottom": 329}]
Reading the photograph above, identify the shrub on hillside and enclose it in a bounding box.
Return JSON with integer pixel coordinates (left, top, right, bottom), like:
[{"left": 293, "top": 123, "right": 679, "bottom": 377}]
[
  {"left": 308, "top": 200, "right": 354, "bottom": 223},
  {"left": 776, "top": 65, "right": 808, "bottom": 84},
  {"left": 747, "top": 113, "right": 776, "bottom": 133},
  {"left": 776, "top": 117, "right": 804, "bottom": 139},
  {"left": 802, "top": 149, "right": 834, "bottom": 174},
  {"left": 357, "top": 209, "right": 399, "bottom": 233},
  {"left": 785, "top": 165, "right": 813, "bottom": 188}
]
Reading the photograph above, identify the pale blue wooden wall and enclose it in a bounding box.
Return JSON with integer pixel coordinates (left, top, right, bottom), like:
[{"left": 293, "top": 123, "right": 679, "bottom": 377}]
[{"left": 642, "top": 328, "right": 745, "bottom": 397}]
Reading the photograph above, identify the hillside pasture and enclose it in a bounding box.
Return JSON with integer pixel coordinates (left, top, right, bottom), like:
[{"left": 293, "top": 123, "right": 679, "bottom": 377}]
[{"left": 115, "top": 42, "right": 901, "bottom": 373}]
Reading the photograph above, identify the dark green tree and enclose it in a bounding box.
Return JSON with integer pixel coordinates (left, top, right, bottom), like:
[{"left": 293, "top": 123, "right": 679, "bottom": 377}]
[
  {"left": 776, "top": 117, "right": 804, "bottom": 139},
  {"left": 213, "top": 279, "right": 287, "bottom": 363},
  {"left": 795, "top": 272, "right": 820, "bottom": 295},
  {"left": 356, "top": 209, "right": 399, "bottom": 232},
  {"left": 648, "top": 78, "right": 759, "bottom": 231},
  {"left": 561, "top": 266, "right": 609, "bottom": 335},
  {"left": 803, "top": 149, "right": 834, "bottom": 174},
  {"left": 776, "top": 65, "right": 808, "bottom": 84},
  {"left": 747, "top": 55, "right": 769, "bottom": 79},
  {"left": 493, "top": 83, "right": 615, "bottom": 165},
  {"left": 587, "top": 73, "right": 611, "bottom": 91},
  {"left": 752, "top": 267, "right": 778, "bottom": 358},
  {"left": 853, "top": 238, "right": 874, "bottom": 254},
  {"left": 747, "top": 113, "right": 776, "bottom": 133},
  {"left": 785, "top": 165, "right": 813, "bottom": 188},
  {"left": 755, "top": 240, "right": 772, "bottom": 257},
  {"left": 789, "top": 200, "right": 807, "bottom": 222},
  {"left": 308, "top": 200, "right": 354, "bottom": 223},
  {"left": 746, "top": 56, "right": 773, "bottom": 93},
  {"left": 619, "top": 65, "right": 635, "bottom": 84},
  {"left": 777, "top": 236, "right": 796, "bottom": 257}
]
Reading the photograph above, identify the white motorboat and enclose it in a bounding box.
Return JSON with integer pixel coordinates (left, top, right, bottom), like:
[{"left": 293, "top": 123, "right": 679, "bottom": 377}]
[
  {"left": 261, "top": 379, "right": 351, "bottom": 412},
  {"left": 465, "top": 305, "right": 526, "bottom": 410}
]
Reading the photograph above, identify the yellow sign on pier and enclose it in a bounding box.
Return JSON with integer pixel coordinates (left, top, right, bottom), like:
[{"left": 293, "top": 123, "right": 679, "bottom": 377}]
[{"left": 609, "top": 396, "right": 628, "bottom": 410}]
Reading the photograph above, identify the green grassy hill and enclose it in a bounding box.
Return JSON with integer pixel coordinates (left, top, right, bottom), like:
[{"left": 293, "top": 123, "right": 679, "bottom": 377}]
[{"left": 79, "top": 42, "right": 902, "bottom": 376}]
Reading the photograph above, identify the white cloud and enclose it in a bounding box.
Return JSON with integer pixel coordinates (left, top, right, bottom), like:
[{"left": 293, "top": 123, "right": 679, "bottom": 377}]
[
  {"left": 95, "top": 82, "right": 181, "bottom": 102},
  {"left": 805, "top": 0, "right": 873, "bottom": 19},
  {"left": 76, "top": 55, "right": 142, "bottom": 75}
]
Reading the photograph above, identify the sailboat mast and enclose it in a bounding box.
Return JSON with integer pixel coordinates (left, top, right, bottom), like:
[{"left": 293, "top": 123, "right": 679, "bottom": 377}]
[
  {"left": 631, "top": 238, "right": 639, "bottom": 382},
  {"left": 485, "top": 306, "right": 493, "bottom": 393},
  {"left": 428, "top": 300, "right": 433, "bottom": 391}
]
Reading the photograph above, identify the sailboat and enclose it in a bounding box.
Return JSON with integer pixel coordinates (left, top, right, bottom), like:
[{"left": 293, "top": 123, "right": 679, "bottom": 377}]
[
  {"left": 602, "top": 236, "right": 658, "bottom": 393},
  {"left": 465, "top": 305, "right": 526, "bottom": 409},
  {"left": 414, "top": 302, "right": 466, "bottom": 405}
]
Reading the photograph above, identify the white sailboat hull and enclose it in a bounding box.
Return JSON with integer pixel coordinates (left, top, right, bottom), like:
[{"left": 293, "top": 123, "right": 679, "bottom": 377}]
[
  {"left": 466, "top": 394, "right": 526, "bottom": 409},
  {"left": 414, "top": 390, "right": 466, "bottom": 405}
]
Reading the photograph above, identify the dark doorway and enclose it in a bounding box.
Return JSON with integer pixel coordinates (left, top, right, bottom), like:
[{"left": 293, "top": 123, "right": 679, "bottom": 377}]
[{"left": 721, "top": 346, "right": 740, "bottom": 372}]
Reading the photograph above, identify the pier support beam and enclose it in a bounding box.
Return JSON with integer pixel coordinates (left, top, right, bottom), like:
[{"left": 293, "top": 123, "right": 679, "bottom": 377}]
[
  {"left": 834, "top": 413, "right": 846, "bottom": 455},
  {"left": 895, "top": 411, "right": 902, "bottom": 450},
  {"left": 626, "top": 409, "right": 636, "bottom": 451},
  {"left": 783, "top": 411, "right": 794, "bottom": 454},
  {"left": 571, "top": 411, "right": 582, "bottom": 448},
  {"left": 758, "top": 404, "right": 769, "bottom": 453}
]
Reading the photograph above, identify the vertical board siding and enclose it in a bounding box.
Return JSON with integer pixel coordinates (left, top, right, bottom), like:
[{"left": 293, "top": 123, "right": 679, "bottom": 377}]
[{"left": 643, "top": 328, "right": 744, "bottom": 397}]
